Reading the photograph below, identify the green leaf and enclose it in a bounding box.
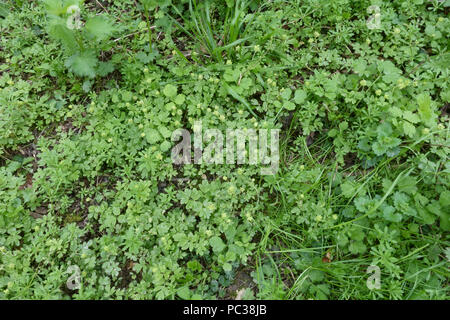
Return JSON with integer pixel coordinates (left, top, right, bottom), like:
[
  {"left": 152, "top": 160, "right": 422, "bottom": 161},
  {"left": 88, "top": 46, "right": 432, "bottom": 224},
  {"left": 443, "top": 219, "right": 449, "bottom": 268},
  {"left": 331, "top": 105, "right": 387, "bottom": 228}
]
[
  {"left": 403, "top": 111, "right": 420, "bottom": 124},
  {"left": 96, "top": 61, "right": 115, "bottom": 77},
  {"left": 146, "top": 128, "right": 161, "bottom": 144},
  {"left": 177, "top": 286, "right": 191, "bottom": 300},
  {"left": 209, "top": 236, "right": 225, "bottom": 253},
  {"left": 341, "top": 181, "right": 356, "bottom": 198},
  {"left": 403, "top": 121, "right": 416, "bottom": 137},
  {"left": 294, "top": 89, "right": 307, "bottom": 104},
  {"left": 348, "top": 241, "right": 366, "bottom": 254},
  {"left": 174, "top": 94, "right": 186, "bottom": 105},
  {"left": 223, "top": 69, "right": 241, "bottom": 83},
  {"left": 160, "top": 140, "right": 171, "bottom": 152},
  {"left": 223, "top": 262, "right": 232, "bottom": 272},
  {"left": 85, "top": 16, "right": 114, "bottom": 41},
  {"left": 0, "top": 2, "right": 10, "bottom": 18},
  {"left": 65, "top": 51, "right": 98, "bottom": 78},
  {"left": 281, "top": 88, "right": 292, "bottom": 100},
  {"left": 163, "top": 84, "right": 177, "bottom": 98},
  {"left": 283, "top": 101, "right": 296, "bottom": 111},
  {"left": 48, "top": 21, "right": 78, "bottom": 53},
  {"left": 141, "top": 0, "right": 171, "bottom": 10},
  {"left": 397, "top": 176, "right": 418, "bottom": 195},
  {"left": 383, "top": 205, "right": 402, "bottom": 222},
  {"left": 417, "top": 93, "right": 433, "bottom": 124},
  {"left": 440, "top": 191, "right": 450, "bottom": 208}
]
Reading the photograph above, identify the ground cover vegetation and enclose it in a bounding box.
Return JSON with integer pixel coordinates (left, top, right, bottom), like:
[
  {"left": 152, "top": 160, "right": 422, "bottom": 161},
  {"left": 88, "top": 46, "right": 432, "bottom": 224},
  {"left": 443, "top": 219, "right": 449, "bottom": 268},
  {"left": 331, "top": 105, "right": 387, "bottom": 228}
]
[{"left": 0, "top": 0, "right": 449, "bottom": 299}]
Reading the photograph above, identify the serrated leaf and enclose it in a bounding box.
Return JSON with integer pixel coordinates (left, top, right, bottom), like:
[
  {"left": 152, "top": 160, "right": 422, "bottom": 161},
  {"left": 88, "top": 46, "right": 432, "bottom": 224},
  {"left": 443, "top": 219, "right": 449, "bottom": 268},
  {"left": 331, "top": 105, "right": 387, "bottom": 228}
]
[
  {"left": 403, "top": 111, "right": 420, "bottom": 124},
  {"left": 96, "top": 61, "right": 115, "bottom": 76},
  {"left": 417, "top": 93, "right": 433, "bottom": 124},
  {"left": 403, "top": 121, "right": 416, "bottom": 137},
  {"left": 223, "top": 69, "right": 240, "bottom": 83},
  {"left": 209, "top": 236, "right": 225, "bottom": 253},
  {"left": 146, "top": 128, "right": 161, "bottom": 144},
  {"left": 85, "top": 16, "right": 114, "bottom": 41},
  {"left": 160, "top": 140, "right": 171, "bottom": 152},
  {"left": 65, "top": 51, "right": 98, "bottom": 78}
]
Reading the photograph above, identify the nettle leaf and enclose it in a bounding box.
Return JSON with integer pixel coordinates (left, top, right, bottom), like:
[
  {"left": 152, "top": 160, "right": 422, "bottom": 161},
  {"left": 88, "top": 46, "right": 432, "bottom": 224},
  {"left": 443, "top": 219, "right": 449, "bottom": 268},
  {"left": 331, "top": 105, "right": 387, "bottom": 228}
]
[
  {"left": 85, "top": 16, "right": 114, "bottom": 41},
  {"left": 65, "top": 51, "right": 98, "bottom": 78}
]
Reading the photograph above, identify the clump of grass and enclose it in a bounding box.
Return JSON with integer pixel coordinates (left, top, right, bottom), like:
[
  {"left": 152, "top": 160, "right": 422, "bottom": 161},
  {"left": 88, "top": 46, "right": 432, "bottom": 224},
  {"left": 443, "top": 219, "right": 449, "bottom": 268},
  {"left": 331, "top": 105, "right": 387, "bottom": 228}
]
[{"left": 171, "top": 0, "right": 253, "bottom": 63}]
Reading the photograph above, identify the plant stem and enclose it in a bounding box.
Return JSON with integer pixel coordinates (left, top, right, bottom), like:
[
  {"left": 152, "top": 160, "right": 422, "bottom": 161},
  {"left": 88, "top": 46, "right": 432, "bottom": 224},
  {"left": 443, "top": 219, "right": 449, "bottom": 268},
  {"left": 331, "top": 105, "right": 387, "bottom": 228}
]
[{"left": 144, "top": 7, "right": 152, "bottom": 53}]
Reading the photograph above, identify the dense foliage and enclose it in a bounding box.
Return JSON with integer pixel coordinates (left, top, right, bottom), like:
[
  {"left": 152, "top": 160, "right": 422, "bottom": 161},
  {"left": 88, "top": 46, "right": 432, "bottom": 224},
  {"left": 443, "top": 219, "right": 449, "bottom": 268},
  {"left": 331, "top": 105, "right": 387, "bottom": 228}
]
[{"left": 0, "top": 0, "right": 448, "bottom": 299}]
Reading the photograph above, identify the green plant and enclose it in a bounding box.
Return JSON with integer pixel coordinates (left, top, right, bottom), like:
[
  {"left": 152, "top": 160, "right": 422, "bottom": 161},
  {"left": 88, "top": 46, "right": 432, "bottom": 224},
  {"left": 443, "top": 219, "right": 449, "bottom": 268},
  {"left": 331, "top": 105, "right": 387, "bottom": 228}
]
[
  {"left": 0, "top": 0, "right": 449, "bottom": 301},
  {"left": 171, "top": 0, "right": 252, "bottom": 63},
  {"left": 43, "top": 0, "right": 115, "bottom": 78},
  {"left": 140, "top": 0, "right": 172, "bottom": 52}
]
